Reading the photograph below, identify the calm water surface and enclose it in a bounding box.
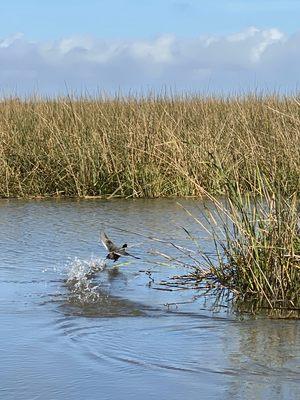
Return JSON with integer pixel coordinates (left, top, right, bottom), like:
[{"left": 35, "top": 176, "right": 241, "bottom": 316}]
[{"left": 0, "top": 199, "right": 299, "bottom": 400}]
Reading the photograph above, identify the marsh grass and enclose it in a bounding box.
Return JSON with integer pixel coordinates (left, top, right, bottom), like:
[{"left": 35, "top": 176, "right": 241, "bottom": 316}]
[
  {"left": 0, "top": 93, "right": 299, "bottom": 198},
  {"left": 179, "top": 171, "right": 300, "bottom": 316}
]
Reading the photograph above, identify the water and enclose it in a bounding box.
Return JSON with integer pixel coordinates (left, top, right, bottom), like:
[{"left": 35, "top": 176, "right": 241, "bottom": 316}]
[{"left": 0, "top": 198, "right": 299, "bottom": 400}]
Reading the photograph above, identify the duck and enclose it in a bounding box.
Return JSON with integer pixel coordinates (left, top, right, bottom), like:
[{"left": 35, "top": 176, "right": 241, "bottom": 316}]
[{"left": 100, "top": 232, "right": 140, "bottom": 262}]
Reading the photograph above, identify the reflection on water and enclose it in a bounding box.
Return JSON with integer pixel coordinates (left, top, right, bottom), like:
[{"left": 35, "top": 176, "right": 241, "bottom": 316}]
[
  {"left": 224, "top": 320, "right": 300, "bottom": 399},
  {"left": 0, "top": 198, "right": 299, "bottom": 400}
]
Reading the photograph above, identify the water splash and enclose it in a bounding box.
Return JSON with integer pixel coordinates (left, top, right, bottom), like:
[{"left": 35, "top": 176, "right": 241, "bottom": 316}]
[{"left": 65, "top": 257, "right": 107, "bottom": 304}]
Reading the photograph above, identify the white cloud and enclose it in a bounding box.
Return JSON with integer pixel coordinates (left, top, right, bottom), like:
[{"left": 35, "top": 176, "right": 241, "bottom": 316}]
[
  {"left": 0, "top": 28, "right": 298, "bottom": 96},
  {"left": 0, "top": 32, "right": 24, "bottom": 48},
  {"left": 250, "top": 28, "right": 284, "bottom": 62},
  {"left": 131, "top": 35, "right": 175, "bottom": 63},
  {"left": 228, "top": 26, "right": 260, "bottom": 42}
]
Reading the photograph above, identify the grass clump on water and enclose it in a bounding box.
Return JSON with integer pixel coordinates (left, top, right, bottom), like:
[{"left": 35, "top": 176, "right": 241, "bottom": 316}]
[{"left": 184, "top": 172, "right": 300, "bottom": 316}]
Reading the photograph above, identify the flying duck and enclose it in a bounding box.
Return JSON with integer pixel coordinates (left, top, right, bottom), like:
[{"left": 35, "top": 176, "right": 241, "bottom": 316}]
[{"left": 100, "top": 232, "right": 140, "bottom": 262}]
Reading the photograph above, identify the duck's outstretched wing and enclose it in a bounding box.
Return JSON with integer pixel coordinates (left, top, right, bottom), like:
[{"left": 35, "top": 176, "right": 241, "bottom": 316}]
[
  {"left": 116, "top": 249, "right": 140, "bottom": 259},
  {"left": 125, "top": 252, "right": 141, "bottom": 259},
  {"left": 100, "top": 232, "right": 117, "bottom": 252}
]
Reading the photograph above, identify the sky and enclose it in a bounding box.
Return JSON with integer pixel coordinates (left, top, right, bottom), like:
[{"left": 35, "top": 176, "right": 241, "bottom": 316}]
[{"left": 1, "top": 0, "right": 300, "bottom": 96}]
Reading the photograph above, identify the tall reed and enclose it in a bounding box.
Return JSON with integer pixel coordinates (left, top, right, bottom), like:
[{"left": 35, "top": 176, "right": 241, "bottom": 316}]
[{"left": 0, "top": 93, "right": 299, "bottom": 198}]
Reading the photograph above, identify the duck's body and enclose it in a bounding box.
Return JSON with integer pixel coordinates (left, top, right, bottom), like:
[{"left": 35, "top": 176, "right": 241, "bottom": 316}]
[{"left": 100, "top": 232, "right": 140, "bottom": 262}]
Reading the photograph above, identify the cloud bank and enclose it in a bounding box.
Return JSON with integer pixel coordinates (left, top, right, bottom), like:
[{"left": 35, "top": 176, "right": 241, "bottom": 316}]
[{"left": 0, "top": 27, "right": 299, "bottom": 96}]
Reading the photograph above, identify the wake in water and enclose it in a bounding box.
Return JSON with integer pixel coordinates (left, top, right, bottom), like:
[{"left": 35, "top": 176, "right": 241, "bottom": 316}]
[
  {"left": 65, "top": 257, "right": 107, "bottom": 304},
  {"left": 61, "top": 257, "right": 147, "bottom": 317}
]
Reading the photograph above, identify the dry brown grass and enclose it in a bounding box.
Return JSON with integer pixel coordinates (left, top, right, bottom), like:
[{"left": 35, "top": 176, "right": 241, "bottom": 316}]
[{"left": 0, "top": 94, "right": 299, "bottom": 198}]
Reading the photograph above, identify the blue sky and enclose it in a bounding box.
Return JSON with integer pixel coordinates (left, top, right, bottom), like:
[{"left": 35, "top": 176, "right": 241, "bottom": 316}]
[
  {"left": 1, "top": 0, "right": 300, "bottom": 39},
  {"left": 0, "top": 1, "right": 300, "bottom": 95}
]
